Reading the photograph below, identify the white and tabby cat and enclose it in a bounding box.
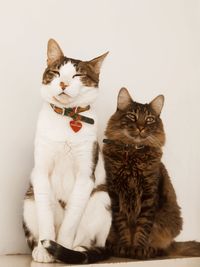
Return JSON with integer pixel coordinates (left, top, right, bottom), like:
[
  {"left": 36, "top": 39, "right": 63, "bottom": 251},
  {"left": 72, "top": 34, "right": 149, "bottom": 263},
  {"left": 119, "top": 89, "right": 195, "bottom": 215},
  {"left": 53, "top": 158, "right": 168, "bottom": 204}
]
[{"left": 23, "top": 39, "right": 111, "bottom": 263}]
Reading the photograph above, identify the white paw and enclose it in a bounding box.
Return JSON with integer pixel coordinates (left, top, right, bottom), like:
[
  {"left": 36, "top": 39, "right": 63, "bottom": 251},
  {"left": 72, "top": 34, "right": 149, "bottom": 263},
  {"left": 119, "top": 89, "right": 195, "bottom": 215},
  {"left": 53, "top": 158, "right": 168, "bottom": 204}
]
[{"left": 32, "top": 243, "right": 54, "bottom": 263}]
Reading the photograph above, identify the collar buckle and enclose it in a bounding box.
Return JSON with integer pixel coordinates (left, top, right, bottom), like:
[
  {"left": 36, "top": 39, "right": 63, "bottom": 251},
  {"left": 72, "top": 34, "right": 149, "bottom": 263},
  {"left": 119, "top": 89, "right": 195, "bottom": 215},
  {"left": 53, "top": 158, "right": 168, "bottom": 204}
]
[
  {"left": 61, "top": 107, "right": 65, "bottom": 116},
  {"left": 51, "top": 103, "right": 65, "bottom": 116}
]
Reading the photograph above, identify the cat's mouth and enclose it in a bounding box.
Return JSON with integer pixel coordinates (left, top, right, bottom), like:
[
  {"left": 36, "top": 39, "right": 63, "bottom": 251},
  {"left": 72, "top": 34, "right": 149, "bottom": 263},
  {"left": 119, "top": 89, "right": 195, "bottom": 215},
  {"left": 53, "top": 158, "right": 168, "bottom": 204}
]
[
  {"left": 123, "top": 130, "right": 147, "bottom": 143},
  {"left": 58, "top": 92, "right": 68, "bottom": 96}
]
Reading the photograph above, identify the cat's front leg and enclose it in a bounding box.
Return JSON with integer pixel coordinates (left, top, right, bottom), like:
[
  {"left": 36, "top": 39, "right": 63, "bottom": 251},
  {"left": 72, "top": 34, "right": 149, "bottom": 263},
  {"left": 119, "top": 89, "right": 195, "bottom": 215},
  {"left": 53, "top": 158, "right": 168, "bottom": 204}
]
[
  {"left": 133, "top": 209, "right": 155, "bottom": 250},
  {"left": 32, "top": 167, "right": 55, "bottom": 241},
  {"left": 58, "top": 184, "right": 94, "bottom": 248},
  {"left": 31, "top": 144, "right": 56, "bottom": 262},
  {"left": 57, "top": 177, "right": 94, "bottom": 248},
  {"left": 57, "top": 141, "right": 96, "bottom": 249},
  {"left": 132, "top": 183, "right": 157, "bottom": 259},
  {"left": 107, "top": 195, "right": 132, "bottom": 249}
]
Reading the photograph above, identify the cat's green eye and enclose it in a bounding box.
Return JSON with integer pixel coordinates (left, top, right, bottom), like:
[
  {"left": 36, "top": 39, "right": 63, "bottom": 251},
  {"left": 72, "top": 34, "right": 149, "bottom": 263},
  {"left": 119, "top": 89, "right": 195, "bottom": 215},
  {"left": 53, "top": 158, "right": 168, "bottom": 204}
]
[
  {"left": 146, "top": 116, "right": 155, "bottom": 124},
  {"left": 126, "top": 113, "right": 137, "bottom": 122}
]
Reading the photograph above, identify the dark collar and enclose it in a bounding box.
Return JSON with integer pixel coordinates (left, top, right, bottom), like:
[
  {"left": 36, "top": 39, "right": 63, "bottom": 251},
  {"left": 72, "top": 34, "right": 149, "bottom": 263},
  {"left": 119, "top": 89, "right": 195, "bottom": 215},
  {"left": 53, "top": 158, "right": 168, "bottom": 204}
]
[
  {"left": 103, "top": 138, "right": 145, "bottom": 150},
  {"left": 50, "top": 104, "right": 94, "bottom": 124}
]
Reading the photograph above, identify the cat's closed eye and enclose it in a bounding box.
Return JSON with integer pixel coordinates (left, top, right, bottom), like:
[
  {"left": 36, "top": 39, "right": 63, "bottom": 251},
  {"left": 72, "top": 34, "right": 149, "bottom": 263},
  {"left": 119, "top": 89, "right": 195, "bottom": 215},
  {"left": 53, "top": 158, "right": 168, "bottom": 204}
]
[
  {"left": 72, "top": 74, "right": 85, "bottom": 78},
  {"left": 146, "top": 116, "right": 155, "bottom": 124},
  {"left": 48, "top": 70, "right": 60, "bottom": 78}
]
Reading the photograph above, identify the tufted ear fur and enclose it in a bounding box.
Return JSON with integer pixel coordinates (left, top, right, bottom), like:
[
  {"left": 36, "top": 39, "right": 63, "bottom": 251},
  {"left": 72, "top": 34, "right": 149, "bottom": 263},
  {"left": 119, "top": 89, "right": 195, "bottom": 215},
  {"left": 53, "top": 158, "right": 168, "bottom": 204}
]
[
  {"left": 117, "top": 87, "right": 133, "bottom": 110},
  {"left": 47, "top": 39, "right": 64, "bottom": 66},
  {"left": 87, "top": 51, "right": 109, "bottom": 74},
  {"left": 149, "top": 95, "right": 164, "bottom": 115}
]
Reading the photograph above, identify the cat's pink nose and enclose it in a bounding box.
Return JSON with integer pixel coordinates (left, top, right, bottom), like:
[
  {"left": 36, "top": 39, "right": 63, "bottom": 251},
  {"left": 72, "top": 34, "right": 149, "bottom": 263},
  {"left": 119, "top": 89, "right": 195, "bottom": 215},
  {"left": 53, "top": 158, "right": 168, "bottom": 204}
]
[{"left": 60, "top": 82, "right": 69, "bottom": 90}]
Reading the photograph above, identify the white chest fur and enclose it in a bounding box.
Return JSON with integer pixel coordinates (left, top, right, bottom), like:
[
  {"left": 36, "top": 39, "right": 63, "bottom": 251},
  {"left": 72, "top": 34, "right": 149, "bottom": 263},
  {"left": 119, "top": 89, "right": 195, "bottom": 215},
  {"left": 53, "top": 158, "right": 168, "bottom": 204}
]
[{"left": 33, "top": 102, "right": 98, "bottom": 202}]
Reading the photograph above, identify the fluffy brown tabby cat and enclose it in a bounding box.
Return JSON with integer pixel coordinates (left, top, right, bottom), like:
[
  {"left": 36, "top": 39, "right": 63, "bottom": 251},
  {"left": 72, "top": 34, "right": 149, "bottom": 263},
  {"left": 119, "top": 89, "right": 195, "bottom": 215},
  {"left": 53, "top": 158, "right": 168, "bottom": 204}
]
[
  {"left": 43, "top": 87, "right": 200, "bottom": 263},
  {"left": 103, "top": 87, "right": 200, "bottom": 259}
]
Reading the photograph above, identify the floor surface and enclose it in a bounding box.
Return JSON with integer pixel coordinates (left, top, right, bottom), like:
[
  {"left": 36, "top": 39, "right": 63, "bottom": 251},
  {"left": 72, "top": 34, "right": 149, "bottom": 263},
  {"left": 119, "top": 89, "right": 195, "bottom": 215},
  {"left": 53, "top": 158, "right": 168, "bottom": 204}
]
[{"left": 1, "top": 255, "right": 200, "bottom": 267}]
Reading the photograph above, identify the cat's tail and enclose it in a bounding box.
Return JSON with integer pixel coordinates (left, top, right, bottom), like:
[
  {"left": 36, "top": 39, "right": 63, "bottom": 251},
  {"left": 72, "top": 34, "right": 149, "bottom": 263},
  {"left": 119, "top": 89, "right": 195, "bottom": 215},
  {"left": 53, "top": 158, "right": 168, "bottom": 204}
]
[
  {"left": 165, "top": 241, "right": 200, "bottom": 257},
  {"left": 41, "top": 240, "right": 110, "bottom": 264}
]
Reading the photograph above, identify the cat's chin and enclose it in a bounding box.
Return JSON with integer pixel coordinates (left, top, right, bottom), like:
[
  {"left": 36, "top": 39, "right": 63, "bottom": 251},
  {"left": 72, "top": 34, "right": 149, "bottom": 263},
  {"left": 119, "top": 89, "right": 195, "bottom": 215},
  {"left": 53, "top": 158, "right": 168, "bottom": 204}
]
[
  {"left": 53, "top": 95, "right": 71, "bottom": 105},
  {"left": 130, "top": 137, "right": 147, "bottom": 146}
]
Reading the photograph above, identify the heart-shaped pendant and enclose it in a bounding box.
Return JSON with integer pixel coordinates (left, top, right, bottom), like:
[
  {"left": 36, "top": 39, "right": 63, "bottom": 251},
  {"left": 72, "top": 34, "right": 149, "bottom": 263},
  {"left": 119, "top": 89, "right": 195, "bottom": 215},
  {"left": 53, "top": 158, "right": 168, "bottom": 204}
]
[{"left": 70, "top": 120, "right": 82, "bottom": 132}]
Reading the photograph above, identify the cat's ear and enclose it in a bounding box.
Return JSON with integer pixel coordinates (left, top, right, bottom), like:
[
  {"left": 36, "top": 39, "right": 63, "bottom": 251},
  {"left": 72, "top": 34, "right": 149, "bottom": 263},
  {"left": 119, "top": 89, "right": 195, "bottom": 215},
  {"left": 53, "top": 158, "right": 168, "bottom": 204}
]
[
  {"left": 87, "top": 52, "right": 109, "bottom": 74},
  {"left": 117, "top": 87, "right": 133, "bottom": 110},
  {"left": 150, "top": 95, "right": 164, "bottom": 115},
  {"left": 47, "top": 39, "right": 64, "bottom": 65}
]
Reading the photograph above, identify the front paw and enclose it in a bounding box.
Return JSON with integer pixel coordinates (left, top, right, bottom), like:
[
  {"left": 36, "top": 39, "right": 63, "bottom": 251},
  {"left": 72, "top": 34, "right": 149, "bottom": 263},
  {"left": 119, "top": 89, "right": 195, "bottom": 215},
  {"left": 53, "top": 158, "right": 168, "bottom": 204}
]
[
  {"left": 132, "top": 246, "right": 147, "bottom": 260},
  {"left": 135, "top": 246, "right": 158, "bottom": 259},
  {"left": 32, "top": 242, "right": 54, "bottom": 263}
]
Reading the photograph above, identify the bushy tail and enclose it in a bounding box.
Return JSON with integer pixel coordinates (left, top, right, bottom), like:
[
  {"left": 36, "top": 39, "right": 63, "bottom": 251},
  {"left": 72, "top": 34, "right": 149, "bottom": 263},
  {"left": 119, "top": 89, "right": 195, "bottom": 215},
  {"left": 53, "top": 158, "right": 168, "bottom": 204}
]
[
  {"left": 166, "top": 241, "right": 200, "bottom": 257},
  {"left": 42, "top": 240, "right": 110, "bottom": 264}
]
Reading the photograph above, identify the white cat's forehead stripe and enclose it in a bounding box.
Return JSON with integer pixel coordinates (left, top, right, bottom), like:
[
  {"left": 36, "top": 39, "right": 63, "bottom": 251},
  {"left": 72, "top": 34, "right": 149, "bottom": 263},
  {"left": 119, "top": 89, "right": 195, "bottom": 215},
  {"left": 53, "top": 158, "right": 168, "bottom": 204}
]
[{"left": 60, "top": 61, "right": 76, "bottom": 77}]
